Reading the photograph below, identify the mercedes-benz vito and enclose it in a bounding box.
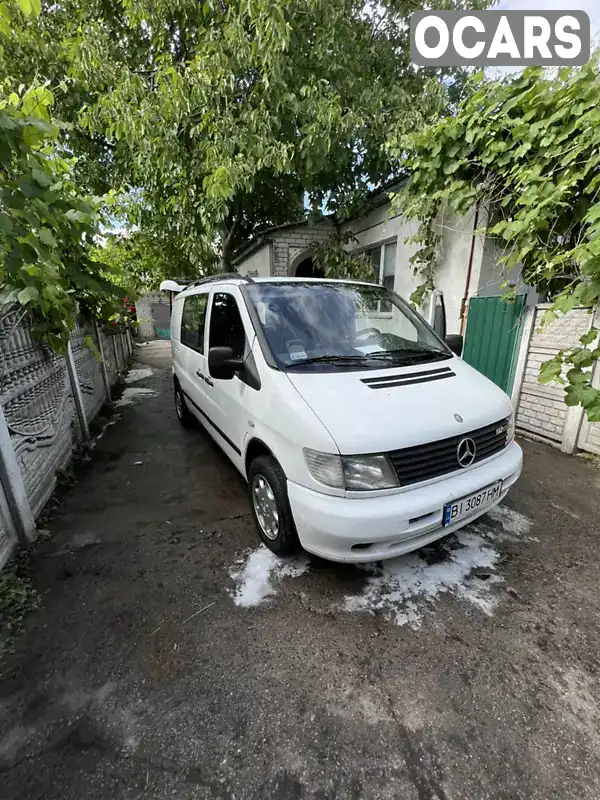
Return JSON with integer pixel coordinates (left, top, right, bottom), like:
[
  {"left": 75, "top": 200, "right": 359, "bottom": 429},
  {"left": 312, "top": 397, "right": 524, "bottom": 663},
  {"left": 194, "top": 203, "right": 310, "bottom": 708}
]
[{"left": 169, "top": 275, "right": 522, "bottom": 562}]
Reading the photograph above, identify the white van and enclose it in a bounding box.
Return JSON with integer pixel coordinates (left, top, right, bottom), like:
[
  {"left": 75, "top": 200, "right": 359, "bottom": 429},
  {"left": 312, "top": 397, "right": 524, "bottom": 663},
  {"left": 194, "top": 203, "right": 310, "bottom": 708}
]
[{"left": 169, "top": 274, "right": 522, "bottom": 562}]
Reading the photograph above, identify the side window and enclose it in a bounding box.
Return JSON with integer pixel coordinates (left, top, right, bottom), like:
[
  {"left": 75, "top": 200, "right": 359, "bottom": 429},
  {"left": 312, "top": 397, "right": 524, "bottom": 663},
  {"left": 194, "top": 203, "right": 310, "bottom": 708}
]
[
  {"left": 209, "top": 293, "right": 246, "bottom": 359},
  {"left": 181, "top": 294, "right": 208, "bottom": 352}
]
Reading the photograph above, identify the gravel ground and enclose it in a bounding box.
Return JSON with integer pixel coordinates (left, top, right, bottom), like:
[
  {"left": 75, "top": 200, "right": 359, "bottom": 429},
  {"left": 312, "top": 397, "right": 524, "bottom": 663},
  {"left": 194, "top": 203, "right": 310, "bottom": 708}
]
[{"left": 1, "top": 340, "right": 600, "bottom": 800}]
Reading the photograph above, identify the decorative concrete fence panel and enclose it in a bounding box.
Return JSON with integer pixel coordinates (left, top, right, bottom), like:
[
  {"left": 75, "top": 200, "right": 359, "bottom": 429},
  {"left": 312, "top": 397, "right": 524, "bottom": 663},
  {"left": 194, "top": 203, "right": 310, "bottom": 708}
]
[
  {"left": 71, "top": 318, "right": 107, "bottom": 424},
  {"left": 0, "top": 306, "right": 132, "bottom": 568},
  {"left": 100, "top": 329, "right": 119, "bottom": 386},
  {"left": 512, "top": 304, "right": 598, "bottom": 454},
  {"left": 0, "top": 306, "right": 78, "bottom": 520}
]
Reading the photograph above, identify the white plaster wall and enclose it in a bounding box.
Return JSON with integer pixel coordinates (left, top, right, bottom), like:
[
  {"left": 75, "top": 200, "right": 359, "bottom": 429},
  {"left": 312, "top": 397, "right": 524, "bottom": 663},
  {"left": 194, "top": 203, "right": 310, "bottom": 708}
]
[
  {"left": 476, "top": 234, "right": 538, "bottom": 305},
  {"left": 344, "top": 203, "right": 483, "bottom": 335},
  {"left": 236, "top": 242, "right": 272, "bottom": 278}
]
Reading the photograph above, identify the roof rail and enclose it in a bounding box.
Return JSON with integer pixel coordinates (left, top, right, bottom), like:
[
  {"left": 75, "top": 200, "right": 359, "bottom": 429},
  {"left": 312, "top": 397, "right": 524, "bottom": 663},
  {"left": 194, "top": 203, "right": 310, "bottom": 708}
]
[{"left": 184, "top": 272, "right": 255, "bottom": 290}]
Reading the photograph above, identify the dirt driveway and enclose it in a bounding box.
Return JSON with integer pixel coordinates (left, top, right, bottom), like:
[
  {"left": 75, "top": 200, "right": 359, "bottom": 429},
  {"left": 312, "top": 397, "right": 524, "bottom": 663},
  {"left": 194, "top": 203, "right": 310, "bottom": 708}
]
[{"left": 2, "top": 341, "right": 600, "bottom": 800}]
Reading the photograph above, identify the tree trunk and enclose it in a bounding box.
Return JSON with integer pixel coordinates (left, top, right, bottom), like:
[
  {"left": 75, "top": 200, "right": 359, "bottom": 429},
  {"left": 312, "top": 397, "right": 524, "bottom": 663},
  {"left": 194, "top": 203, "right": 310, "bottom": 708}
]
[
  {"left": 220, "top": 204, "right": 242, "bottom": 272},
  {"left": 220, "top": 237, "right": 234, "bottom": 271}
]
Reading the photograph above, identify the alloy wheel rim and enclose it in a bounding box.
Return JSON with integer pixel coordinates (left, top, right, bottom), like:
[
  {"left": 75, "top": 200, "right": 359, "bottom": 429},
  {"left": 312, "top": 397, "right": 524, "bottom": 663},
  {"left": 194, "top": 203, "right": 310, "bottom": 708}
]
[{"left": 251, "top": 474, "right": 279, "bottom": 540}]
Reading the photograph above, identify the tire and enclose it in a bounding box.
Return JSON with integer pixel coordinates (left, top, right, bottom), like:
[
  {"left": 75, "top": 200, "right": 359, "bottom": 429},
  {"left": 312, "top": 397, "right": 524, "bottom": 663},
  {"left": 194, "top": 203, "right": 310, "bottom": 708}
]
[
  {"left": 174, "top": 382, "right": 195, "bottom": 428},
  {"left": 248, "top": 455, "right": 299, "bottom": 556}
]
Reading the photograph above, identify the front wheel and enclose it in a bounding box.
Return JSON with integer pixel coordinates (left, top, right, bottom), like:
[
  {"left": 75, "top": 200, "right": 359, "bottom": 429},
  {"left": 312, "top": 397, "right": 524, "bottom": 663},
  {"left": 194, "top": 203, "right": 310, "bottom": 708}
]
[
  {"left": 174, "top": 382, "right": 195, "bottom": 428},
  {"left": 248, "top": 455, "right": 299, "bottom": 556}
]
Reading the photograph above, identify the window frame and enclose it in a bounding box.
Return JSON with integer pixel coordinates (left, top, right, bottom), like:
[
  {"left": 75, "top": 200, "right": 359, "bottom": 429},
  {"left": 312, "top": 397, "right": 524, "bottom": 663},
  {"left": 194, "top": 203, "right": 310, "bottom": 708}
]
[
  {"left": 360, "top": 237, "right": 397, "bottom": 316},
  {"left": 207, "top": 289, "right": 248, "bottom": 359},
  {"left": 180, "top": 291, "right": 209, "bottom": 354}
]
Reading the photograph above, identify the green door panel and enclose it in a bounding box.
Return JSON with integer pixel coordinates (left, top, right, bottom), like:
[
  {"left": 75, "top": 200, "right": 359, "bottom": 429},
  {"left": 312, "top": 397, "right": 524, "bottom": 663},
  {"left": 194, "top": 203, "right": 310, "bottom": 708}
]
[{"left": 462, "top": 295, "right": 525, "bottom": 394}]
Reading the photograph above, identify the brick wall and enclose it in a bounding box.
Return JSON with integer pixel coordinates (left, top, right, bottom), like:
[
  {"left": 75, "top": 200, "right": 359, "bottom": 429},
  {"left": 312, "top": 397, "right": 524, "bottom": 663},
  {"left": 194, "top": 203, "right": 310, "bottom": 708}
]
[
  {"left": 515, "top": 306, "right": 592, "bottom": 444},
  {"left": 271, "top": 224, "right": 333, "bottom": 276}
]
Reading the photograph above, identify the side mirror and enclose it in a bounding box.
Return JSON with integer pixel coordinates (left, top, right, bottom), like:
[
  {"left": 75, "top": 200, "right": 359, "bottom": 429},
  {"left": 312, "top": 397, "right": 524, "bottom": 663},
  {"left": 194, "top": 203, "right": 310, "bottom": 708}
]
[
  {"left": 208, "top": 346, "right": 244, "bottom": 380},
  {"left": 445, "top": 334, "right": 463, "bottom": 357}
]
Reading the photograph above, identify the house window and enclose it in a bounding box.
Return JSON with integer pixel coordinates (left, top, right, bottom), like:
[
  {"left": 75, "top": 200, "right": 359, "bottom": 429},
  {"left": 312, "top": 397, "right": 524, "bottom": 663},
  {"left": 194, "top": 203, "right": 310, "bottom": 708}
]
[{"left": 365, "top": 240, "right": 397, "bottom": 312}]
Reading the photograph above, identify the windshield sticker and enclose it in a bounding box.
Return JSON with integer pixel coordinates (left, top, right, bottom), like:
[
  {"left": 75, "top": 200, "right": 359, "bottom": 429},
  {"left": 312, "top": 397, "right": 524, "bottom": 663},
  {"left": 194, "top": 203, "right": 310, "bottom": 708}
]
[{"left": 287, "top": 341, "right": 308, "bottom": 361}]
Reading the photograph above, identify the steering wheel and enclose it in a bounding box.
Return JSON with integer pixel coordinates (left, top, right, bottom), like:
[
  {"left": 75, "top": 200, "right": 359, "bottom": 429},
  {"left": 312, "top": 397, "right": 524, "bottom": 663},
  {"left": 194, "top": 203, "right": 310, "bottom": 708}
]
[{"left": 355, "top": 327, "right": 382, "bottom": 340}]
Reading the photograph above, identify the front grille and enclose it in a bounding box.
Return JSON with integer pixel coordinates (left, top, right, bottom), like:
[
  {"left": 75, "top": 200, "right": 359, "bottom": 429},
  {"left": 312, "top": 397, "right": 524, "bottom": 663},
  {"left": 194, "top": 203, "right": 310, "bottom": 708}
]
[{"left": 388, "top": 419, "right": 509, "bottom": 487}]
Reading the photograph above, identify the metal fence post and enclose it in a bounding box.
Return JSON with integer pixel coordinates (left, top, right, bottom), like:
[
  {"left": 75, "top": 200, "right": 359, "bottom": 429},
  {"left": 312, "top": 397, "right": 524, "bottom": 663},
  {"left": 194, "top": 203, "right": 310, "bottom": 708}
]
[
  {"left": 93, "top": 320, "right": 112, "bottom": 403},
  {"left": 0, "top": 405, "right": 36, "bottom": 545},
  {"left": 66, "top": 342, "right": 90, "bottom": 442}
]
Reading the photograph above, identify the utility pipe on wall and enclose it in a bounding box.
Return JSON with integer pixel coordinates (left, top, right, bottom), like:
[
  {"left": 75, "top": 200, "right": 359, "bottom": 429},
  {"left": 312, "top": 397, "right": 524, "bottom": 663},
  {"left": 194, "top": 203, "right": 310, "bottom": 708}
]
[{"left": 460, "top": 206, "right": 480, "bottom": 336}]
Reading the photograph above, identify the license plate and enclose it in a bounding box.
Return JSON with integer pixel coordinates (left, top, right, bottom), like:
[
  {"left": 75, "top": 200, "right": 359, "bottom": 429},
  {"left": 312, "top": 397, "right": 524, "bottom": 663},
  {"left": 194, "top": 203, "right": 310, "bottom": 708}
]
[{"left": 443, "top": 481, "right": 502, "bottom": 527}]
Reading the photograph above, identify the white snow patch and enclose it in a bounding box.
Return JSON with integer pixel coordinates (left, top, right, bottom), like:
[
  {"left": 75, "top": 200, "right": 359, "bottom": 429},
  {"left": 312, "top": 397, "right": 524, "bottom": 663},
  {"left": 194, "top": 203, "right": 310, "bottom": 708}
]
[
  {"left": 485, "top": 504, "right": 533, "bottom": 537},
  {"left": 115, "top": 387, "right": 157, "bottom": 407},
  {"left": 342, "top": 505, "right": 533, "bottom": 628},
  {"left": 229, "top": 545, "right": 310, "bottom": 607},
  {"left": 125, "top": 368, "right": 154, "bottom": 384},
  {"left": 343, "top": 530, "right": 502, "bottom": 629},
  {"left": 227, "top": 504, "right": 534, "bottom": 627}
]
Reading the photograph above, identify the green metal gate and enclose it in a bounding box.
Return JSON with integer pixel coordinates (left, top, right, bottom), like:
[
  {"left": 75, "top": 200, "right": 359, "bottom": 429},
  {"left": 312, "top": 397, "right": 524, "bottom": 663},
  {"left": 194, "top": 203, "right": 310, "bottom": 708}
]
[{"left": 462, "top": 295, "right": 525, "bottom": 394}]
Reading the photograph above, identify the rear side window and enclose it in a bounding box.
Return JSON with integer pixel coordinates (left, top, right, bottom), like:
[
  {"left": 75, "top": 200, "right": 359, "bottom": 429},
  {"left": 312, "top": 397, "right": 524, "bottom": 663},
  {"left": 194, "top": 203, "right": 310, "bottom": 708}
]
[
  {"left": 209, "top": 293, "right": 246, "bottom": 358},
  {"left": 181, "top": 294, "right": 208, "bottom": 352}
]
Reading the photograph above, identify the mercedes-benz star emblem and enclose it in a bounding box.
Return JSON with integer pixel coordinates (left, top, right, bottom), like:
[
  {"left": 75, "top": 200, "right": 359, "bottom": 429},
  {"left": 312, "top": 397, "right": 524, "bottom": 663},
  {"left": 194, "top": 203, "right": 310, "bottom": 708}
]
[
  {"left": 457, "top": 437, "right": 476, "bottom": 468},
  {"left": 454, "top": 413, "right": 463, "bottom": 423}
]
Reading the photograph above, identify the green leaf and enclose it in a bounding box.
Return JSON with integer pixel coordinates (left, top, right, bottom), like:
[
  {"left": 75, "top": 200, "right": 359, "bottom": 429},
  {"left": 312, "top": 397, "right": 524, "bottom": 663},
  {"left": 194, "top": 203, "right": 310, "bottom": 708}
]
[
  {"left": 580, "top": 328, "right": 598, "bottom": 346},
  {"left": 15, "top": 0, "right": 32, "bottom": 15},
  {"left": 570, "top": 348, "right": 594, "bottom": 367},
  {"left": 38, "top": 228, "right": 57, "bottom": 247},
  {"left": 538, "top": 358, "right": 562, "bottom": 384},
  {"left": 566, "top": 368, "right": 589, "bottom": 385},
  {"left": 17, "top": 286, "right": 39, "bottom": 305},
  {"left": 0, "top": 213, "right": 13, "bottom": 234},
  {"left": 31, "top": 169, "right": 52, "bottom": 188},
  {"left": 65, "top": 209, "right": 90, "bottom": 223}
]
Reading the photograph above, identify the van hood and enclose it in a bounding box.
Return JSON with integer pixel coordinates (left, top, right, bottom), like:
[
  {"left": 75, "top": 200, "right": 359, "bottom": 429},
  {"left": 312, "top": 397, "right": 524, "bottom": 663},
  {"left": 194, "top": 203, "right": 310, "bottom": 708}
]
[{"left": 286, "top": 357, "right": 513, "bottom": 455}]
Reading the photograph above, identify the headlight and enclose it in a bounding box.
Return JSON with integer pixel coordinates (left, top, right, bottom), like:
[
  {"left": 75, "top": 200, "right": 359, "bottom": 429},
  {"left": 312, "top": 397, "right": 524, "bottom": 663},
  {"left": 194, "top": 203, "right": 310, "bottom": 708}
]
[
  {"left": 303, "top": 449, "right": 344, "bottom": 489},
  {"left": 342, "top": 454, "right": 399, "bottom": 490},
  {"left": 507, "top": 412, "right": 515, "bottom": 444},
  {"left": 303, "top": 449, "right": 399, "bottom": 491}
]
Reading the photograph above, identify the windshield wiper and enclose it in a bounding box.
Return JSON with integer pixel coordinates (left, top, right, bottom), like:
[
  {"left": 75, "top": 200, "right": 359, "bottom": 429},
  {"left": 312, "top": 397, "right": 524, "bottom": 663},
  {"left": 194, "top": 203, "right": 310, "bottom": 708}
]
[
  {"left": 285, "top": 355, "right": 370, "bottom": 368},
  {"left": 368, "top": 347, "right": 451, "bottom": 362}
]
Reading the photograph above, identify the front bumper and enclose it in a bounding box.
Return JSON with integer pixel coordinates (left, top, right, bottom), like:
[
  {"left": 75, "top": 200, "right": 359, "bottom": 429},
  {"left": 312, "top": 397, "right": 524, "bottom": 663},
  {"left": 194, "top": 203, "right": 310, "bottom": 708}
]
[{"left": 287, "top": 442, "right": 523, "bottom": 563}]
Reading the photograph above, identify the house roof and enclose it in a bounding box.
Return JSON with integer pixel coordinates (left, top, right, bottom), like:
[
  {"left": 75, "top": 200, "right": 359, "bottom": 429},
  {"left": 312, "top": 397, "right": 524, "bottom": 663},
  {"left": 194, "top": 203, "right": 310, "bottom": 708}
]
[
  {"left": 231, "top": 235, "right": 273, "bottom": 265},
  {"left": 232, "top": 175, "right": 408, "bottom": 264},
  {"left": 344, "top": 175, "right": 409, "bottom": 220},
  {"left": 232, "top": 216, "right": 334, "bottom": 264}
]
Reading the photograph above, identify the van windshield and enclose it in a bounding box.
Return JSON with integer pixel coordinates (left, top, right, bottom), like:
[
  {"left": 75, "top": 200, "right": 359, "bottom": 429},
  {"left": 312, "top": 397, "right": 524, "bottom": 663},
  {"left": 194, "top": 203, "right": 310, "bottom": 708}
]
[{"left": 245, "top": 282, "right": 452, "bottom": 370}]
